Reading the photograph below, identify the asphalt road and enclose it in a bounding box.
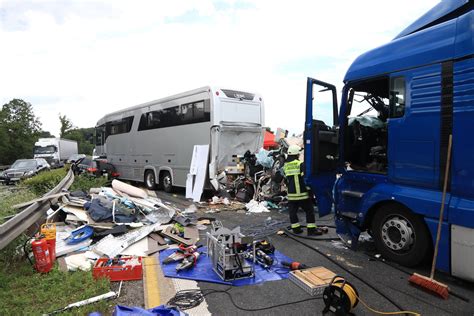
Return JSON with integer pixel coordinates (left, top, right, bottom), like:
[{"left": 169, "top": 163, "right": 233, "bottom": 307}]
[{"left": 154, "top": 189, "right": 474, "bottom": 316}]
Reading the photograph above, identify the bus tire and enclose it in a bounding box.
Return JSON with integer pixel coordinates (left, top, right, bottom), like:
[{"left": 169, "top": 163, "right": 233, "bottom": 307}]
[
  {"left": 371, "top": 204, "right": 431, "bottom": 267},
  {"left": 160, "top": 171, "right": 173, "bottom": 193},
  {"left": 144, "top": 170, "right": 157, "bottom": 190}
]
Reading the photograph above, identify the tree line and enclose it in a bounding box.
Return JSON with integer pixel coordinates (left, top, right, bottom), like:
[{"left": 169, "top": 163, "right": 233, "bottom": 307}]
[{"left": 0, "top": 99, "right": 95, "bottom": 165}]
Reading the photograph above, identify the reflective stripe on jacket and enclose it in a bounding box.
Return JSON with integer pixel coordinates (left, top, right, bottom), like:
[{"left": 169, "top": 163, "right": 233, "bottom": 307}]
[{"left": 283, "top": 159, "right": 309, "bottom": 201}]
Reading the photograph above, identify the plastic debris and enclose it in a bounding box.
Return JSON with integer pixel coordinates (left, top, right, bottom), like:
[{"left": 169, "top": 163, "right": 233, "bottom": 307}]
[{"left": 245, "top": 199, "right": 270, "bottom": 213}]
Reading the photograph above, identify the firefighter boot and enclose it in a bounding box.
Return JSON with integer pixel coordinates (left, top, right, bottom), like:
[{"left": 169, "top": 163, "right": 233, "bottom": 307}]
[
  {"left": 307, "top": 227, "right": 323, "bottom": 236},
  {"left": 292, "top": 226, "right": 303, "bottom": 234}
]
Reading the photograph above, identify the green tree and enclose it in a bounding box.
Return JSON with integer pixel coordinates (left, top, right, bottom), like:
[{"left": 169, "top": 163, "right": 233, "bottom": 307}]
[
  {"left": 59, "top": 114, "right": 74, "bottom": 137},
  {"left": 0, "top": 99, "right": 42, "bottom": 164},
  {"left": 39, "top": 130, "right": 55, "bottom": 138},
  {"left": 63, "top": 127, "right": 95, "bottom": 155}
]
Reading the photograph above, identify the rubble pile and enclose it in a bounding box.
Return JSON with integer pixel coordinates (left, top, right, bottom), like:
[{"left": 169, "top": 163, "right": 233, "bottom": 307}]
[{"left": 38, "top": 179, "right": 206, "bottom": 273}]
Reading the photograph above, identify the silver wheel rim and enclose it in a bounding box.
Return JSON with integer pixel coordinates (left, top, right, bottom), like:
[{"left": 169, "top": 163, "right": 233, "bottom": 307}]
[
  {"left": 381, "top": 215, "right": 415, "bottom": 252},
  {"left": 146, "top": 172, "right": 155, "bottom": 188},
  {"left": 164, "top": 175, "right": 171, "bottom": 188}
]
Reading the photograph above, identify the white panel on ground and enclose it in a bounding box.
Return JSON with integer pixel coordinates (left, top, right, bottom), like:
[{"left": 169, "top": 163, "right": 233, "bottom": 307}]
[
  {"left": 185, "top": 145, "right": 209, "bottom": 202},
  {"left": 185, "top": 174, "right": 193, "bottom": 199}
]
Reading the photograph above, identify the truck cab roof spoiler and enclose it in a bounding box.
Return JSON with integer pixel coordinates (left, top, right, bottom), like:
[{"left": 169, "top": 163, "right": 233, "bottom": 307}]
[{"left": 395, "top": 0, "right": 471, "bottom": 39}]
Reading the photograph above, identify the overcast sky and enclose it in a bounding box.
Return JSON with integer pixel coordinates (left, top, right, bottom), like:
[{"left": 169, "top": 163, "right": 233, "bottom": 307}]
[{"left": 0, "top": 0, "right": 439, "bottom": 137}]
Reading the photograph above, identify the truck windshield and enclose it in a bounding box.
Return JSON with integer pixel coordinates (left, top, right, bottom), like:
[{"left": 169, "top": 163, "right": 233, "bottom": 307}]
[
  {"left": 12, "top": 160, "right": 37, "bottom": 169},
  {"left": 34, "top": 145, "right": 57, "bottom": 154},
  {"left": 345, "top": 77, "right": 389, "bottom": 173}
]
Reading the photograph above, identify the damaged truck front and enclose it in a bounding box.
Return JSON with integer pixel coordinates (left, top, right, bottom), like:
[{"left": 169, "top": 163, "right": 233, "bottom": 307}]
[
  {"left": 305, "top": 0, "right": 474, "bottom": 281},
  {"left": 94, "top": 86, "right": 264, "bottom": 193}
]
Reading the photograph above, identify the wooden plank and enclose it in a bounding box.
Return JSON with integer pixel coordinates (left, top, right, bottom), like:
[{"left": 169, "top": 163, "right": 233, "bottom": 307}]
[
  {"left": 184, "top": 226, "right": 199, "bottom": 243},
  {"left": 301, "top": 271, "right": 325, "bottom": 285},
  {"left": 307, "top": 267, "right": 336, "bottom": 282},
  {"left": 160, "top": 226, "right": 194, "bottom": 246},
  {"left": 292, "top": 270, "right": 317, "bottom": 289},
  {"left": 293, "top": 267, "right": 336, "bottom": 287},
  {"left": 149, "top": 233, "right": 167, "bottom": 245},
  {"left": 12, "top": 192, "right": 68, "bottom": 209}
]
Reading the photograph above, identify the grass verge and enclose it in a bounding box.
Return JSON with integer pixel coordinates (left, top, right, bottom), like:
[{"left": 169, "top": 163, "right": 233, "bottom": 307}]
[
  {"left": 0, "top": 258, "right": 111, "bottom": 315},
  {"left": 0, "top": 169, "right": 115, "bottom": 315},
  {"left": 0, "top": 187, "right": 37, "bottom": 224}
]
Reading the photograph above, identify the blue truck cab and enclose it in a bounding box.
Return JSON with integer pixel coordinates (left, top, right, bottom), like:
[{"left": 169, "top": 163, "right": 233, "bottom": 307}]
[{"left": 305, "top": 0, "right": 474, "bottom": 280}]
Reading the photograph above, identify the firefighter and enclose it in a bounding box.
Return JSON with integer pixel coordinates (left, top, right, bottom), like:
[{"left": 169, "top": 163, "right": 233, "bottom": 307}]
[{"left": 283, "top": 144, "right": 322, "bottom": 235}]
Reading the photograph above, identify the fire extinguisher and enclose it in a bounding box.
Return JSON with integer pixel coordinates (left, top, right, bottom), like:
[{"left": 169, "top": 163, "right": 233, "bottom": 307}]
[
  {"left": 31, "top": 235, "right": 53, "bottom": 273},
  {"left": 41, "top": 223, "right": 56, "bottom": 262}
]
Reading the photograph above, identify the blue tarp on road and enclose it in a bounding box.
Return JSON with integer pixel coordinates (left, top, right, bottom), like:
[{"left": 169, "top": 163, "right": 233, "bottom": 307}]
[{"left": 158, "top": 246, "right": 293, "bottom": 286}]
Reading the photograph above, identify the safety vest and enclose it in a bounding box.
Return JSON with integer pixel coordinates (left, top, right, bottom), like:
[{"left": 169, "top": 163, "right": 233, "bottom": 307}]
[{"left": 283, "top": 159, "right": 309, "bottom": 201}]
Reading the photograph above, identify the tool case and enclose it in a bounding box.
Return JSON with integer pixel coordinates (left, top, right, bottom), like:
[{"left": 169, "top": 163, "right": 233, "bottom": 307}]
[
  {"left": 289, "top": 266, "right": 336, "bottom": 296},
  {"left": 93, "top": 256, "right": 142, "bottom": 281}
]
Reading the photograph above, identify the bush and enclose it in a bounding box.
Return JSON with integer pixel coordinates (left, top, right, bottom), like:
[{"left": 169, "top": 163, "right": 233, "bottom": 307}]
[
  {"left": 22, "top": 168, "right": 67, "bottom": 196},
  {"left": 70, "top": 174, "right": 109, "bottom": 192}
]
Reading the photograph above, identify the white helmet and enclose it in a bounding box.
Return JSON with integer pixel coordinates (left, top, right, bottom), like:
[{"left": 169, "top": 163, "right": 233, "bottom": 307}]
[{"left": 287, "top": 144, "right": 301, "bottom": 156}]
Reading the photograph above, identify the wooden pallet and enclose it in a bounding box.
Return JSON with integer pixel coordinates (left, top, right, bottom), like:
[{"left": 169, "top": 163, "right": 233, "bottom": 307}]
[{"left": 289, "top": 266, "right": 336, "bottom": 296}]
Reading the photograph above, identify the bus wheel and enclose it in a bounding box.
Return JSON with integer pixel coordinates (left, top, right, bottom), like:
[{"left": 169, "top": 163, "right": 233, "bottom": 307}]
[
  {"left": 161, "top": 171, "right": 173, "bottom": 193},
  {"left": 144, "top": 170, "right": 157, "bottom": 190},
  {"left": 371, "top": 204, "right": 431, "bottom": 267}
]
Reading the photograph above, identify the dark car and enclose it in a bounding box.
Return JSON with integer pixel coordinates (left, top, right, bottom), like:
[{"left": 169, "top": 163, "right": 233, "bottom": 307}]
[
  {"left": 72, "top": 157, "right": 119, "bottom": 179},
  {"left": 0, "top": 158, "right": 50, "bottom": 184}
]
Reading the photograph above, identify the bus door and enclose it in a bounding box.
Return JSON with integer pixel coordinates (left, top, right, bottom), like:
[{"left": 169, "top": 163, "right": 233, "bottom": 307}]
[{"left": 304, "top": 77, "right": 339, "bottom": 217}]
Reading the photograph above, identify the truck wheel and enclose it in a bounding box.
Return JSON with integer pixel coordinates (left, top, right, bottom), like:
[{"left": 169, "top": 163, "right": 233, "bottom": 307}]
[
  {"left": 160, "top": 171, "right": 173, "bottom": 193},
  {"left": 371, "top": 204, "right": 431, "bottom": 267},
  {"left": 144, "top": 170, "right": 157, "bottom": 190}
]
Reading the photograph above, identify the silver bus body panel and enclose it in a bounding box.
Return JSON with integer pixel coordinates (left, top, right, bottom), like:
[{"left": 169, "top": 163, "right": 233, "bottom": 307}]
[{"left": 95, "top": 86, "right": 264, "bottom": 189}]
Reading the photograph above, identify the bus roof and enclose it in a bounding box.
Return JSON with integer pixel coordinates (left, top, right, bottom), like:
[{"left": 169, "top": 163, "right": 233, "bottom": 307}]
[
  {"left": 96, "top": 86, "right": 262, "bottom": 125},
  {"left": 344, "top": 0, "right": 473, "bottom": 82},
  {"left": 97, "top": 86, "right": 211, "bottom": 124}
]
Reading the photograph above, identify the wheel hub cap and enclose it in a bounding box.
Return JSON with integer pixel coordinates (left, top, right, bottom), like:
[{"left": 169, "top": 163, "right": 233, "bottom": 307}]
[
  {"left": 147, "top": 174, "right": 154, "bottom": 186},
  {"left": 381, "top": 216, "right": 414, "bottom": 251}
]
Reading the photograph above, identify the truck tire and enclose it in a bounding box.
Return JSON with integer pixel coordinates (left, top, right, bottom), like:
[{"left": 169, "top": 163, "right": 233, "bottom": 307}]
[
  {"left": 371, "top": 204, "right": 432, "bottom": 267},
  {"left": 144, "top": 170, "right": 157, "bottom": 190},
  {"left": 160, "top": 171, "right": 173, "bottom": 193}
]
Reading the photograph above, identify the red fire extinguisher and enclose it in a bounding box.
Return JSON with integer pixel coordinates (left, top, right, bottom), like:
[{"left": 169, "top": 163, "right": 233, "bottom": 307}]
[{"left": 31, "top": 235, "right": 53, "bottom": 273}]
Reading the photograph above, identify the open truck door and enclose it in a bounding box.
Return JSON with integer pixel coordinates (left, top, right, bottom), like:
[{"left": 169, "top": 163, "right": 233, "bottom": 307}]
[{"left": 304, "top": 77, "right": 339, "bottom": 217}]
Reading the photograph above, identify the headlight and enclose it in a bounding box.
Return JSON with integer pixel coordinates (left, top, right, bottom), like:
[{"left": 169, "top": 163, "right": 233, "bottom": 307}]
[{"left": 25, "top": 170, "right": 35, "bottom": 176}]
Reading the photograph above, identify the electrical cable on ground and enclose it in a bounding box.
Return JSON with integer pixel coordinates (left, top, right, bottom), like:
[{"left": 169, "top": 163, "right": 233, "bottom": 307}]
[
  {"left": 284, "top": 232, "right": 407, "bottom": 312},
  {"left": 329, "top": 278, "right": 420, "bottom": 315},
  {"left": 283, "top": 225, "right": 339, "bottom": 241},
  {"left": 363, "top": 252, "right": 470, "bottom": 303},
  {"left": 386, "top": 285, "right": 457, "bottom": 314},
  {"left": 167, "top": 288, "right": 321, "bottom": 312}
]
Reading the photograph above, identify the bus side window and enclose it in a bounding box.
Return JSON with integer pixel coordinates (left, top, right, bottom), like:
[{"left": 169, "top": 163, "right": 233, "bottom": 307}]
[
  {"left": 194, "top": 101, "right": 205, "bottom": 121},
  {"left": 181, "top": 104, "right": 194, "bottom": 123},
  {"left": 389, "top": 77, "right": 405, "bottom": 118}
]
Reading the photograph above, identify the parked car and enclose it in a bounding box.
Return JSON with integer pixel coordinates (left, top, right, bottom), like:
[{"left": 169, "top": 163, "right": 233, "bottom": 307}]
[
  {"left": 67, "top": 153, "right": 86, "bottom": 164},
  {"left": 72, "top": 157, "right": 119, "bottom": 179},
  {"left": 0, "top": 158, "right": 50, "bottom": 184}
]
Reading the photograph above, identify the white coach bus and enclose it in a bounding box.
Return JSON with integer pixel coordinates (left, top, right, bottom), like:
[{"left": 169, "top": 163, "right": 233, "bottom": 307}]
[{"left": 94, "top": 86, "right": 265, "bottom": 192}]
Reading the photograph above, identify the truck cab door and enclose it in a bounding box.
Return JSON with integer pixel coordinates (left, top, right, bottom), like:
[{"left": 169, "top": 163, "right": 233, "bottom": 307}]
[{"left": 304, "top": 77, "right": 339, "bottom": 216}]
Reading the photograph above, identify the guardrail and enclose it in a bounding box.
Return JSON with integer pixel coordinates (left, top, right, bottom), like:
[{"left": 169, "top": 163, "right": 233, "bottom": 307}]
[
  {"left": 0, "top": 165, "right": 10, "bottom": 171},
  {"left": 0, "top": 168, "right": 74, "bottom": 250}
]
